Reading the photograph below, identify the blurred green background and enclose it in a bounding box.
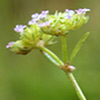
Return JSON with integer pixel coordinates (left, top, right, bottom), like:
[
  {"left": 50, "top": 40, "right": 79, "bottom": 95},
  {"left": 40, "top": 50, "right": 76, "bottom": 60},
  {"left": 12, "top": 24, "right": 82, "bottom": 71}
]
[{"left": 0, "top": 0, "right": 100, "bottom": 100}]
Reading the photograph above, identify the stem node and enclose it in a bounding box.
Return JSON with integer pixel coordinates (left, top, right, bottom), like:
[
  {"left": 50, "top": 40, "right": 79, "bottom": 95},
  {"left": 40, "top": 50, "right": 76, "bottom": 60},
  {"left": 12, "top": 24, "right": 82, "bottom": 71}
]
[{"left": 61, "top": 62, "right": 76, "bottom": 72}]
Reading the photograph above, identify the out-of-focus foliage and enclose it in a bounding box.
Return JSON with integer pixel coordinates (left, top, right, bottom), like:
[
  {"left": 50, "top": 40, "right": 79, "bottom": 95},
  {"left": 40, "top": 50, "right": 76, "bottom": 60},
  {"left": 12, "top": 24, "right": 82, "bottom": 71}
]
[{"left": 0, "top": 0, "right": 100, "bottom": 100}]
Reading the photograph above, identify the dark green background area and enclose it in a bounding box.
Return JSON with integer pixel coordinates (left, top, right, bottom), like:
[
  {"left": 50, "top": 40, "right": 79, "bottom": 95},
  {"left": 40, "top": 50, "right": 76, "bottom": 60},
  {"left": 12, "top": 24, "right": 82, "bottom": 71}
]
[{"left": 0, "top": 0, "right": 99, "bottom": 100}]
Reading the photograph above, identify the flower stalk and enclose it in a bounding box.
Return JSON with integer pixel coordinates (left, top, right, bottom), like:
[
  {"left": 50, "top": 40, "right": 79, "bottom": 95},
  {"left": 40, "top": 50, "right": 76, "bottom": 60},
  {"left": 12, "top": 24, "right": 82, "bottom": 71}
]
[
  {"left": 62, "top": 35, "right": 68, "bottom": 63},
  {"left": 61, "top": 35, "right": 86, "bottom": 100},
  {"left": 40, "top": 46, "right": 86, "bottom": 100},
  {"left": 40, "top": 46, "right": 63, "bottom": 67}
]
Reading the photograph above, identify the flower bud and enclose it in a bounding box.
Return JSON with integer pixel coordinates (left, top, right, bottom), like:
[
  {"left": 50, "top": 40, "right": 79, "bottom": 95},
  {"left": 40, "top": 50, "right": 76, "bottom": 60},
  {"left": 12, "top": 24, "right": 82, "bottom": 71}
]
[
  {"left": 67, "top": 65, "right": 76, "bottom": 72},
  {"left": 10, "top": 40, "right": 32, "bottom": 55}
]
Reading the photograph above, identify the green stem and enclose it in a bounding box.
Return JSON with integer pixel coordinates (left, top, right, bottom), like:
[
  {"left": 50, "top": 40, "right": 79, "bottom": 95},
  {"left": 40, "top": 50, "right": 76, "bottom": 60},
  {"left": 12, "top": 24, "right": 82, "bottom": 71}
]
[
  {"left": 62, "top": 35, "right": 67, "bottom": 63},
  {"left": 65, "top": 71, "right": 86, "bottom": 100},
  {"left": 40, "top": 46, "right": 63, "bottom": 66},
  {"left": 40, "top": 46, "right": 86, "bottom": 100},
  {"left": 62, "top": 36, "right": 86, "bottom": 100}
]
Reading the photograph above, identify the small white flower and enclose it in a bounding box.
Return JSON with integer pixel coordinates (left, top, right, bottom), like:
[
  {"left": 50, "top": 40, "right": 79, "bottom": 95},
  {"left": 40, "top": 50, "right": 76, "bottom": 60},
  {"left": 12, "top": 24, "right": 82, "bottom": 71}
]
[
  {"left": 6, "top": 41, "right": 14, "bottom": 48},
  {"left": 14, "top": 25, "right": 26, "bottom": 33}
]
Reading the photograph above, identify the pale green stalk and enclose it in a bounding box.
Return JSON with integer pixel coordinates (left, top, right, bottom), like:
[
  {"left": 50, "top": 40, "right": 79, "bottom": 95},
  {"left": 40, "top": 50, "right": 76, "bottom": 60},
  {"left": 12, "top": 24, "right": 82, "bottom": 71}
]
[
  {"left": 40, "top": 45, "right": 86, "bottom": 100},
  {"left": 62, "top": 35, "right": 67, "bottom": 63},
  {"left": 62, "top": 35, "right": 86, "bottom": 100},
  {"left": 40, "top": 46, "right": 63, "bottom": 66}
]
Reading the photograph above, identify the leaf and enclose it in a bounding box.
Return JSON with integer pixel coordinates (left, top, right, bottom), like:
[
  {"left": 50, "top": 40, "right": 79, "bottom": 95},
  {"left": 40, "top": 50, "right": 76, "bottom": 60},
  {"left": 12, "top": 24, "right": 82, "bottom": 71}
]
[{"left": 69, "top": 32, "right": 90, "bottom": 62}]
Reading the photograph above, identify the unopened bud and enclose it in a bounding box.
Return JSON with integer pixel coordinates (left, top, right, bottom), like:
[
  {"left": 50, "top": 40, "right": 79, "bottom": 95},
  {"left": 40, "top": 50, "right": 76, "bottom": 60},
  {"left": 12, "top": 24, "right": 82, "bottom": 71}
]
[{"left": 67, "top": 65, "right": 76, "bottom": 72}]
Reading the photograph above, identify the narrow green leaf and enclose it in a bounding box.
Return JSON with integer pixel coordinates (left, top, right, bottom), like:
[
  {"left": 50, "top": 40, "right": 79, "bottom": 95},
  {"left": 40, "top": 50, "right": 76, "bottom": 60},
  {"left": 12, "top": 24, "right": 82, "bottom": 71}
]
[{"left": 69, "top": 32, "right": 90, "bottom": 62}]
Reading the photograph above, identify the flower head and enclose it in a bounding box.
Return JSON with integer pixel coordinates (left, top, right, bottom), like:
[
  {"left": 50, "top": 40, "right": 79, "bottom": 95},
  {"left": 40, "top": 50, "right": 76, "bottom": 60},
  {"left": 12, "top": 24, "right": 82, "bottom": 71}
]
[
  {"left": 39, "top": 10, "right": 49, "bottom": 20},
  {"left": 31, "top": 13, "right": 39, "bottom": 19},
  {"left": 28, "top": 19, "right": 37, "bottom": 25},
  {"left": 6, "top": 41, "right": 14, "bottom": 48},
  {"left": 65, "top": 9, "right": 75, "bottom": 14},
  {"left": 65, "top": 9, "right": 75, "bottom": 19},
  {"left": 39, "top": 8, "right": 90, "bottom": 36},
  {"left": 75, "top": 8, "right": 90, "bottom": 15},
  {"left": 14, "top": 25, "right": 26, "bottom": 33},
  {"left": 65, "top": 9, "right": 69, "bottom": 12},
  {"left": 7, "top": 24, "right": 55, "bottom": 55},
  {"left": 82, "top": 8, "right": 91, "bottom": 13},
  {"left": 7, "top": 8, "right": 90, "bottom": 54},
  {"left": 28, "top": 10, "right": 49, "bottom": 25},
  {"left": 41, "top": 10, "right": 49, "bottom": 14},
  {"left": 38, "top": 21, "right": 51, "bottom": 28}
]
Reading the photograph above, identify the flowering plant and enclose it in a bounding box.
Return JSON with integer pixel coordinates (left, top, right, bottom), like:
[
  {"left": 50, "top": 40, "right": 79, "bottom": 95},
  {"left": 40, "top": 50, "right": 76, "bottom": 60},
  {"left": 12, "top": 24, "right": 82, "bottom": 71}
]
[{"left": 7, "top": 8, "right": 90, "bottom": 100}]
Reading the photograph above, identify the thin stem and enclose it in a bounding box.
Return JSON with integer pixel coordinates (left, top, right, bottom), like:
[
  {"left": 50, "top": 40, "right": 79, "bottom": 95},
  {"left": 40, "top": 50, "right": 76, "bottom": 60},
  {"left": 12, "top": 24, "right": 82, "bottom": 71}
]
[
  {"left": 41, "top": 50, "right": 60, "bottom": 66},
  {"left": 62, "top": 36, "right": 86, "bottom": 100},
  {"left": 62, "top": 35, "right": 67, "bottom": 63},
  {"left": 40, "top": 46, "right": 64, "bottom": 66},
  {"left": 40, "top": 46, "right": 86, "bottom": 100},
  {"left": 65, "top": 71, "right": 86, "bottom": 100}
]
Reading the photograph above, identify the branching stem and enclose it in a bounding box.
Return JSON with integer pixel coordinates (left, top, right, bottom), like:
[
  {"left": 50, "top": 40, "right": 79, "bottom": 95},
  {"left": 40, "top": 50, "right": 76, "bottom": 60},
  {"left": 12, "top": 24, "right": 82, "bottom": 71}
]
[{"left": 40, "top": 44, "right": 86, "bottom": 100}]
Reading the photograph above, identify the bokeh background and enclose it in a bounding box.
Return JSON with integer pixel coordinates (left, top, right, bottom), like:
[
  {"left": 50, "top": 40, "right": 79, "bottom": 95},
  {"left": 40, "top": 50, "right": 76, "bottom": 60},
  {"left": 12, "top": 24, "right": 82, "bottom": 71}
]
[{"left": 0, "top": 0, "right": 100, "bottom": 100}]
